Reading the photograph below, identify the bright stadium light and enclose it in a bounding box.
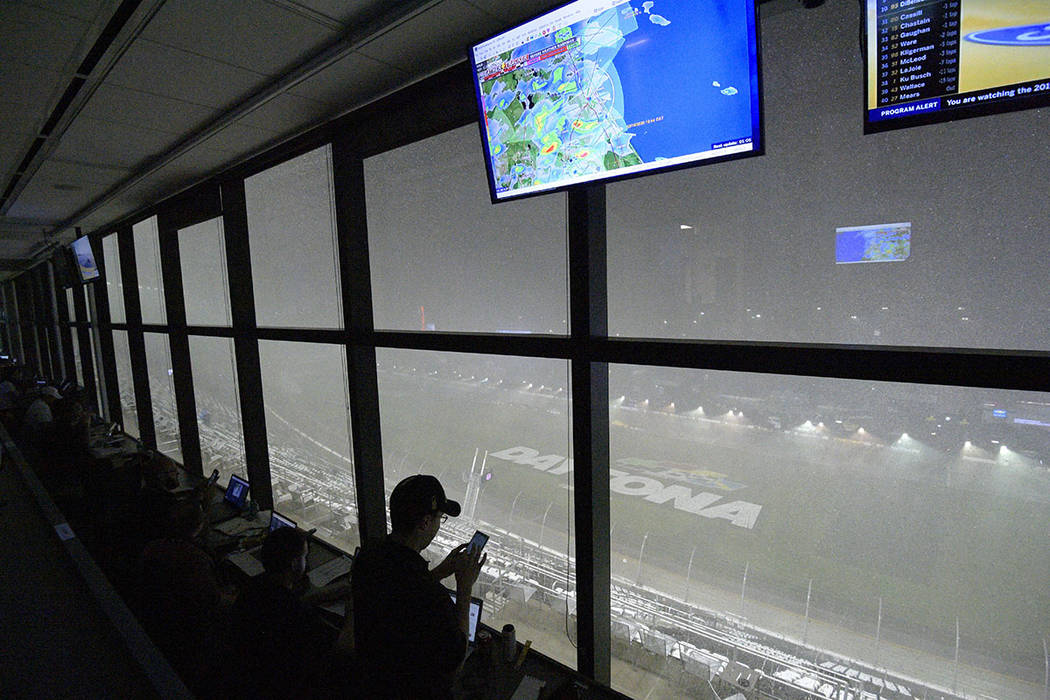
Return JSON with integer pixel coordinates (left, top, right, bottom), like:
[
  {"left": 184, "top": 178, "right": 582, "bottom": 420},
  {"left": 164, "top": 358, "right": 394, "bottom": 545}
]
[{"left": 680, "top": 224, "right": 693, "bottom": 230}]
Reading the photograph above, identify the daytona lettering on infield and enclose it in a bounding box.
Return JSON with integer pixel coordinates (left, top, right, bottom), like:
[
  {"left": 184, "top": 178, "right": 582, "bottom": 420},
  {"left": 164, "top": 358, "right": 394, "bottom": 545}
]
[{"left": 489, "top": 446, "right": 763, "bottom": 529}]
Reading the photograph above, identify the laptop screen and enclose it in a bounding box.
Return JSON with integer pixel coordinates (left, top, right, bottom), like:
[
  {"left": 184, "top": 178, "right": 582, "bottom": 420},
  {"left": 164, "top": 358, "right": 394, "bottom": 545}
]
[
  {"left": 448, "top": 590, "right": 484, "bottom": 643},
  {"left": 269, "top": 511, "right": 296, "bottom": 532},
  {"left": 224, "top": 474, "right": 250, "bottom": 508}
]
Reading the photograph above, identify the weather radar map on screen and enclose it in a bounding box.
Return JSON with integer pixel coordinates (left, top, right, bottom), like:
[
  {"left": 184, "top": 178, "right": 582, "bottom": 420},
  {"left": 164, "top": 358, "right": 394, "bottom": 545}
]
[
  {"left": 866, "top": 1, "right": 1050, "bottom": 131},
  {"left": 71, "top": 236, "right": 99, "bottom": 281},
  {"left": 470, "top": 0, "right": 760, "bottom": 201},
  {"left": 835, "top": 223, "right": 911, "bottom": 264}
]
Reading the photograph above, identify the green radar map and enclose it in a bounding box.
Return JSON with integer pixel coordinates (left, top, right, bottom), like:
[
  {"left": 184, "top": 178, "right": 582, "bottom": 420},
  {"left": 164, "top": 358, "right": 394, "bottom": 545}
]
[{"left": 478, "top": 6, "right": 644, "bottom": 194}]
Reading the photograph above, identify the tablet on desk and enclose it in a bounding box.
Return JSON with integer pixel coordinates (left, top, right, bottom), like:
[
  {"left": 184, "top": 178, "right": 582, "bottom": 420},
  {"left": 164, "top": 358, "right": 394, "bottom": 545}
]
[
  {"left": 224, "top": 474, "right": 250, "bottom": 508},
  {"left": 448, "top": 590, "right": 484, "bottom": 644},
  {"left": 269, "top": 511, "right": 296, "bottom": 531}
]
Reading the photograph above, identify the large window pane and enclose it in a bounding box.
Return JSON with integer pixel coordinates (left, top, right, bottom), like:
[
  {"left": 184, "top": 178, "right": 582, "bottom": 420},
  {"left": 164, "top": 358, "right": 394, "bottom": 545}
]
[
  {"left": 258, "top": 340, "right": 356, "bottom": 550},
  {"left": 607, "top": 364, "right": 1049, "bottom": 700},
  {"left": 88, "top": 323, "right": 103, "bottom": 416},
  {"left": 607, "top": 1, "right": 1050, "bottom": 350},
  {"left": 180, "top": 217, "right": 231, "bottom": 326},
  {"left": 70, "top": 331, "right": 83, "bottom": 386},
  {"left": 112, "top": 330, "right": 137, "bottom": 437},
  {"left": 376, "top": 349, "right": 576, "bottom": 669},
  {"left": 246, "top": 146, "right": 342, "bottom": 328},
  {"left": 144, "top": 332, "right": 180, "bottom": 463},
  {"left": 102, "top": 233, "right": 125, "bottom": 323},
  {"left": 133, "top": 217, "right": 165, "bottom": 325},
  {"left": 189, "top": 336, "right": 244, "bottom": 485},
  {"left": 366, "top": 125, "right": 568, "bottom": 334}
]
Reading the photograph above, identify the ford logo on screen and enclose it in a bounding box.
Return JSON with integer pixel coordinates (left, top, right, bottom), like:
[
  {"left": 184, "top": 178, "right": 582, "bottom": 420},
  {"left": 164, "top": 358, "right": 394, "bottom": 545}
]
[{"left": 965, "top": 23, "right": 1050, "bottom": 46}]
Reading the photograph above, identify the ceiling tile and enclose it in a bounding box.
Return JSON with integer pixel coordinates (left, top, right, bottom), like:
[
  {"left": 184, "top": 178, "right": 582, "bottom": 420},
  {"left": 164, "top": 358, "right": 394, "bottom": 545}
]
[
  {"left": 5, "top": 175, "right": 109, "bottom": 221},
  {"left": 287, "top": 50, "right": 408, "bottom": 107},
  {"left": 0, "top": 238, "right": 38, "bottom": 258},
  {"left": 0, "top": 131, "right": 35, "bottom": 159},
  {"left": 27, "top": 0, "right": 109, "bottom": 23},
  {"left": 33, "top": 157, "right": 130, "bottom": 188},
  {"left": 134, "top": 145, "right": 239, "bottom": 196},
  {"left": 0, "top": 4, "right": 91, "bottom": 72},
  {"left": 103, "top": 39, "right": 267, "bottom": 109},
  {"left": 292, "top": 0, "right": 395, "bottom": 27},
  {"left": 234, "top": 91, "right": 332, "bottom": 132},
  {"left": 77, "top": 83, "right": 218, "bottom": 136},
  {"left": 356, "top": 0, "right": 503, "bottom": 74},
  {"left": 141, "top": 0, "right": 339, "bottom": 76},
  {"left": 197, "top": 122, "right": 280, "bottom": 155},
  {"left": 0, "top": 62, "right": 64, "bottom": 110},
  {"left": 462, "top": 0, "right": 565, "bottom": 25},
  {"left": 51, "top": 115, "right": 179, "bottom": 169},
  {"left": 0, "top": 101, "right": 44, "bottom": 136}
]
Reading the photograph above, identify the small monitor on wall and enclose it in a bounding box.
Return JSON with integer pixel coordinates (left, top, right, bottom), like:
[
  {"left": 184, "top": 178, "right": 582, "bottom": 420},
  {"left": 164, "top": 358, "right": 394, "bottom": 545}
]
[
  {"left": 865, "top": 1, "right": 1050, "bottom": 133},
  {"left": 468, "top": 0, "right": 762, "bottom": 202},
  {"left": 835, "top": 222, "right": 911, "bottom": 264},
  {"left": 70, "top": 236, "right": 100, "bottom": 282}
]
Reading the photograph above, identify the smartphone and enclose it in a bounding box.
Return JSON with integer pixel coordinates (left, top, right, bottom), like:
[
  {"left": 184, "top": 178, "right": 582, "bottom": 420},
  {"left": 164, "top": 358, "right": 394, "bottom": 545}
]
[{"left": 467, "top": 530, "right": 489, "bottom": 555}]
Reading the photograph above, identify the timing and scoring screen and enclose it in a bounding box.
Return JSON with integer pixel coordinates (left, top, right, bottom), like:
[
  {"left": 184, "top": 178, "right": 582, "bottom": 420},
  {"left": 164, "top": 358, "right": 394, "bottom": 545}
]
[
  {"left": 469, "top": 0, "right": 761, "bottom": 201},
  {"left": 866, "top": 1, "right": 1050, "bottom": 131}
]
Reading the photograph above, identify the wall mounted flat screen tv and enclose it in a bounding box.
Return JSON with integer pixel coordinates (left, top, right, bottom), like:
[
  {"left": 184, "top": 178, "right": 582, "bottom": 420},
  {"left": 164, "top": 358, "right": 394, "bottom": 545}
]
[
  {"left": 865, "top": 1, "right": 1050, "bottom": 133},
  {"left": 70, "top": 236, "right": 99, "bottom": 282},
  {"left": 469, "top": 0, "right": 762, "bottom": 202}
]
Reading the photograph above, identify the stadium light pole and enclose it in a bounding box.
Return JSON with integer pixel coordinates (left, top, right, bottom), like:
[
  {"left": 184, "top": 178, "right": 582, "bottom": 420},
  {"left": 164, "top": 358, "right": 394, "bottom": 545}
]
[
  {"left": 684, "top": 546, "right": 696, "bottom": 606},
  {"left": 874, "top": 597, "right": 883, "bottom": 669},
  {"left": 538, "top": 500, "right": 554, "bottom": 551},
  {"left": 1043, "top": 637, "right": 1048, "bottom": 700},
  {"left": 509, "top": 490, "right": 523, "bottom": 526},
  {"left": 803, "top": 579, "right": 813, "bottom": 645},
  {"left": 953, "top": 616, "right": 960, "bottom": 692},
  {"left": 740, "top": 561, "right": 749, "bottom": 614},
  {"left": 635, "top": 532, "right": 649, "bottom": 585}
]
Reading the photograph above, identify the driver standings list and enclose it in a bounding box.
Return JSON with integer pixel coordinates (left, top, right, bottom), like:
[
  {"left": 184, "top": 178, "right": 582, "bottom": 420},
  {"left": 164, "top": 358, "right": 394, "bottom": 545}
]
[{"left": 874, "top": 0, "right": 961, "bottom": 109}]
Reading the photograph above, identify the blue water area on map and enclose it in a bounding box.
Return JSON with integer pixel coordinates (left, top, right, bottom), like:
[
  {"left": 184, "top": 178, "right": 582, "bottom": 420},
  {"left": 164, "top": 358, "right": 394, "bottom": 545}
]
[
  {"left": 836, "top": 231, "right": 870, "bottom": 263},
  {"left": 835, "top": 228, "right": 909, "bottom": 263},
  {"left": 614, "top": 1, "right": 756, "bottom": 160}
]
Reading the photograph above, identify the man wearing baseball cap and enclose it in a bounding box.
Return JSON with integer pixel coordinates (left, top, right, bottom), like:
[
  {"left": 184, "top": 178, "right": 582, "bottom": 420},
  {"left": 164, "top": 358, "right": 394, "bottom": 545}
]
[{"left": 351, "top": 474, "right": 486, "bottom": 699}]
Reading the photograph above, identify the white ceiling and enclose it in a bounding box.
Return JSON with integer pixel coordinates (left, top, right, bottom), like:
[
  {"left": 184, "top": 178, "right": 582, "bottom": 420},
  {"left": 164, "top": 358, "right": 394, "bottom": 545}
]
[{"left": 0, "top": 0, "right": 570, "bottom": 276}]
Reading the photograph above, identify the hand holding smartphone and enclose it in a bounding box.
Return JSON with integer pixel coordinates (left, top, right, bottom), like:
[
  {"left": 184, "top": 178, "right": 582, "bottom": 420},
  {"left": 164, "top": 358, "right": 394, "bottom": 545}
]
[{"left": 467, "top": 530, "right": 489, "bottom": 555}]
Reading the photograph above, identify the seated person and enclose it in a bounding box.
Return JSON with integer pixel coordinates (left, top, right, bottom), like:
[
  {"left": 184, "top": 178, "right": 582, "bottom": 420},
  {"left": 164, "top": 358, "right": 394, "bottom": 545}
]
[
  {"left": 21, "top": 385, "right": 60, "bottom": 444},
  {"left": 228, "top": 527, "right": 339, "bottom": 699},
  {"left": 137, "top": 499, "right": 229, "bottom": 691},
  {"left": 352, "top": 475, "right": 486, "bottom": 700}
]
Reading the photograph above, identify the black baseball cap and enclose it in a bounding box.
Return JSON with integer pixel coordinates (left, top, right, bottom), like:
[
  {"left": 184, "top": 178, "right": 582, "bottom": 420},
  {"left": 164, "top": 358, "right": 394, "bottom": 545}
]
[{"left": 390, "top": 475, "right": 462, "bottom": 529}]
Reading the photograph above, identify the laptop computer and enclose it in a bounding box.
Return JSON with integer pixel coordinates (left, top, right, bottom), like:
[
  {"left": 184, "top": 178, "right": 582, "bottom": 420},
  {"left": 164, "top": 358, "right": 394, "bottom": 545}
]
[
  {"left": 208, "top": 474, "right": 250, "bottom": 522},
  {"left": 269, "top": 511, "right": 296, "bottom": 532},
  {"left": 448, "top": 589, "right": 484, "bottom": 645}
]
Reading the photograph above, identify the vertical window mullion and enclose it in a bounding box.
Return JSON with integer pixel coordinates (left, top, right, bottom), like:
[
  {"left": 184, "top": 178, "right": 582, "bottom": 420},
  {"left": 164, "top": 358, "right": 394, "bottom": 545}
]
[
  {"left": 221, "top": 179, "right": 273, "bottom": 510},
  {"left": 332, "top": 137, "right": 386, "bottom": 544},
  {"left": 119, "top": 225, "right": 155, "bottom": 448},
  {"left": 568, "top": 185, "right": 612, "bottom": 683},
  {"left": 158, "top": 210, "right": 203, "bottom": 475}
]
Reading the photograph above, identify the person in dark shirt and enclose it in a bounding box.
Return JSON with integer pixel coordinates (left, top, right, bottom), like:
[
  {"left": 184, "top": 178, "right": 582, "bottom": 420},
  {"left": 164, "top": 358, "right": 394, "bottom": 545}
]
[
  {"left": 229, "top": 526, "right": 337, "bottom": 699},
  {"left": 352, "top": 474, "right": 487, "bottom": 700},
  {"left": 138, "top": 499, "right": 228, "bottom": 693}
]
